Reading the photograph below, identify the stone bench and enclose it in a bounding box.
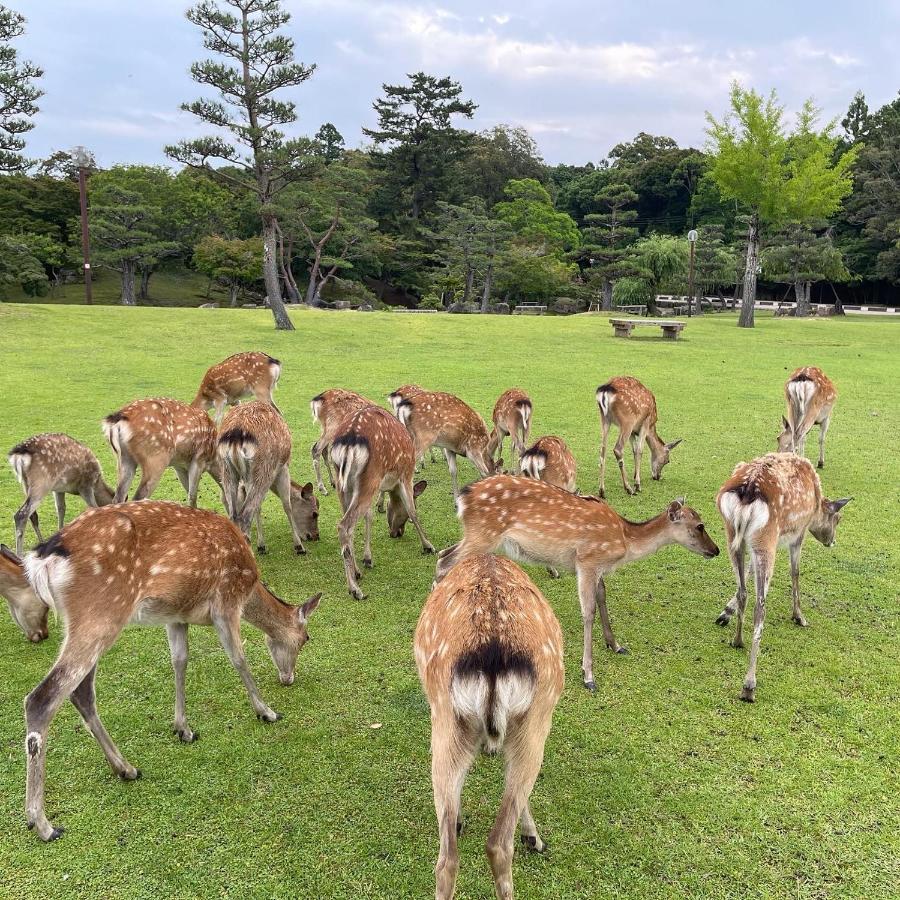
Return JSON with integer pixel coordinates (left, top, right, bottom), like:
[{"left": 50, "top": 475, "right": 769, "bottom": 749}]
[
  {"left": 610, "top": 318, "right": 685, "bottom": 340},
  {"left": 513, "top": 304, "right": 547, "bottom": 315},
  {"left": 395, "top": 307, "right": 440, "bottom": 313}
]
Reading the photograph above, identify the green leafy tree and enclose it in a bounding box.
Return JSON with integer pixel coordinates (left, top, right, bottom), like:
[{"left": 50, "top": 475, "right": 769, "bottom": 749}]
[
  {"left": 193, "top": 234, "right": 263, "bottom": 306},
  {"left": 623, "top": 232, "right": 689, "bottom": 314},
  {"left": 314, "top": 123, "right": 345, "bottom": 163},
  {"left": 494, "top": 244, "right": 576, "bottom": 305},
  {"left": 166, "top": 0, "right": 318, "bottom": 331},
  {"left": 691, "top": 224, "right": 742, "bottom": 302},
  {"left": 494, "top": 179, "right": 580, "bottom": 255},
  {"left": 0, "top": 5, "right": 42, "bottom": 172},
  {"left": 0, "top": 233, "right": 46, "bottom": 296}
]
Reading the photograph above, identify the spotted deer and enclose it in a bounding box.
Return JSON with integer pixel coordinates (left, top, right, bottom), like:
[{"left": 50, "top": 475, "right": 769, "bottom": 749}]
[
  {"left": 103, "top": 398, "right": 220, "bottom": 506},
  {"left": 388, "top": 383, "right": 439, "bottom": 464},
  {"left": 715, "top": 453, "right": 850, "bottom": 702},
  {"left": 0, "top": 544, "right": 47, "bottom": 642},
  {"left": 192, "top": 351, "right": 282, "bottom": 425},
  {"left": 436, "top": 475, "right": 719, "bottom": 690},
  {"left": 8, "top": 434, "right": 115, "bottom": 556},
  {"left": 218, "top": 401, "right": 318, "bottom": 555},
  {"left": 487, "top": 389, "right": 533, "bottom": 474},
  {"left": 330, "top": 405, "right": 434, "bottom": 599},
  {"left": 16, "top": 500, "right": 321, "bottom": 841},
  {"left": 310, "top": 388, "right": 374, "bottom": 494},
  {"left": 776, "top": 366, "right": 837, "bottom": 469},
  {"left": 519, "top": 436, "right": 577, "bottom": 493},
  {"left": 415, "top": 555, "right": 564, "bottom": 900},
  {"left": 596, "top": 377, "right": 681, "bottom": 498},
  {"left": 397, "top": 391, "right": 498, "bottom": 499}
]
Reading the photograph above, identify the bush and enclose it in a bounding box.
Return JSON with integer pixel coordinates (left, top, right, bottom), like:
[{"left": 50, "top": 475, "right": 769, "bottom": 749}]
[
  {"left": 419, "top": 293, "right": 444, "bottom": 310},
  {"left": 553, "top": 297, "right": 584, "bottom": 315},
  {"left": 320, "top": 277, "right": 379, "bottom": 308},
  {"left": 613, "top": 276, "right": 652, "bottom": 307}
]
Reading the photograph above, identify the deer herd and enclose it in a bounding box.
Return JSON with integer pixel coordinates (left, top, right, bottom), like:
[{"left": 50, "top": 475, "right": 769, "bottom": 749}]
[{"left": 1, "top": 348, "right": 850, "bottom": 899}]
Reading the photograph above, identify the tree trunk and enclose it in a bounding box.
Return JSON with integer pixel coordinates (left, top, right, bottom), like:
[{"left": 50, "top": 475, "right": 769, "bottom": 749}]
[
  {"left": 139, "top": 268, "right": 152, "bottom": 301},
  {"left": 121, "top": 262, "right": 136, "bottom": 306},
  {"left": 601, "top": 278, "right": 613, "bottom": 311},
  {"left": 481, "top": 263, "right": 493, "bottom": 313},
  {"left": 647, "top": 287, "right": 658, "bottom": 316},
  {"left": 284, "top": 238, "right": 301, "bottom": 301},
  {"left": 463, "top": 266, "right": 474, "bottom": 305},
  {"left": 795, "top": 281, "right": 811, "bottom": 317},
  {"left": 229, "top": 282, "right": 240, "bottom": 307},
  {"left": 262, "top": 216, "right": 294, "bottom": 330},
  {"left": 305, "top": 261, "right": 320, "bottom": 305},
  {"left": 829, "top": 282, "right": 845, "bottom": 315},
  {"left": 205, "top": 276, "right": 213, "bottom": 300},
  {"left": 275, "top": 221, "right": 300, "bottom": 302},
  {"left": 738, "top": 215, "right": 759, "bottom": 328}
]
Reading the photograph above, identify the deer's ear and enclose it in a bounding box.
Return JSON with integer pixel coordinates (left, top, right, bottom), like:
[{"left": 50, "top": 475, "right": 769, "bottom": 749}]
[
  {"left": 0, "top": 544, "right": 22, "bottom": 565},
  {"left": 667, "top": 499, "right": 684, "bottom": 521},
  {"left": 299, "top": 592, "right": 322, "bottom": 621},
  {"left": 666, "top": 438, "right": 683, "bottom": 451},
  {"left": 300, "top": 481, "right": 314, "bottom": 500},
  {"left": 413, "top": 480, "right": 427, "bottom": 498},
  {"left": 782, "top": 415, "right": 790, "bottom": 429},
  {"left": 826, "top": 497, "right": 852, "bottom": 514}
]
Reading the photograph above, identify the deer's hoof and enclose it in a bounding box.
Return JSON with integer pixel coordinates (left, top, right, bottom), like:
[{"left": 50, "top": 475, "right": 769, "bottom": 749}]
[
  {"left": 422, "top": 545, "right": 435, "bottom": 555},
  {"left": 175, "top": 727, "right": 199, "bottom": 743},
  {"left": 47, "top": 826, "right": 65, "bottom": 842},
  {"left": 739, "top": 690, "right": 755, "bottom": 703},
  {"left": 350, "top": 589, "right": 367, "bottom": 601},
  {"left": 817, "top": 461, "right": 824, "bottom": 469},
  {"left": 294, "top": 545, "right": 307, "bottom": 556},
  {"left": 363, "top": 558, "right": 373, "bottom": 569},
  {"left": 456, "top": 818, "right": 465, "bottom": 837},
  {"left": 614, "top": 646, "right": 629, "bottom": 655},
  {"left": 583, "top": 679, "right": 596, "bottom": 692},
  {"left": 715, "top": 613, "right": 731, "bottom": 627},
  {"left": 792, "top": 615, "right": 809, "bottom": 628},
  {"left": 257, "top": 710, "right": 281, "bottom": 723},
  {"left": 120, "top": 767, "right": 141, "bottom": 781},
  {"left": 521, "top": 834, "right": 546, "bottom": 853},
  {"left": 257, "top": 546, "right": 267, "bottom": 555}
]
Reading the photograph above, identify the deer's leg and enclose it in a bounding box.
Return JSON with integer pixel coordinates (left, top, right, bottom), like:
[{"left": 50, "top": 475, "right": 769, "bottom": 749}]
[
  {"left": 741, "top": 549, "right": 774, "bottom": 702},
  {"left": 113, "top": 449, "right": 137, "bottom": 504},
  {"left": 186, "top": 458, "right": 205, "bottom": 508},
  {"left": 445, "top": 450, "right": 460, "bottom": 500},
  {"left": 577, "top": 565, "right": 599, "bottom": 690},
  {"left": 221, "top": 466, "right": 241, "bottom": 523},
  {"left": 236, "top": 478, "right": 270, "bottom": 550},
  {"left": 131, "top": 457, "right": 166, "bottom": 502},
  {"left": 511, "top": 711, "right": 553, "bottom": 854},
  {"left": 173, "top": 465, "right": 190, "bottom": 499},
  {"left": 14, "top": 494, "right": 43, "bottom": 556},
  {"left": 337, "top": 498, "right": 365, "bottom": 599},
  {"left": 166, "top": 623, "right": 197, "bottom": 742},
  {"left": 632, "top": 431, "right": 646, "bottom": 493},
  {"left": 789, "top": 538, "right": 807, "bottom": 627},
  {"left": 817, "top": 416, "right": 830, "bottom": 469},
  {"left": 398, "top": 478, "right": 435, "bottom": 554},
  {"left": 596, "top": 575, "right": 626, "bottom": 655},
  {"left": 213, "top": 399, "right": 227, "bottom": 428},
  {"left": 614, "top": 431, "right": 635, "bottom": 495},
  {"left": 312, "top": 439, "right": 330, "bottom": 495},
  {"left": 78, "top": 485, "right": 98, "bottom": 509},
  {"left": 272, "top": 465, "right": 304, "bottom": 555},
  {"left": 598, "top": 416, "right": 610, "bottom": 498},
  {"left": 253, "top": 508, "right": 266, "bottom": 554},
  {"left": 715, "top": 529, "right": 746, "bottom": 630},
  {"left": 362, "top": 505, "right": 374, "bottom": 568},
  {"left": 53, "top": 492, "right": 66, "bottom": 530}
]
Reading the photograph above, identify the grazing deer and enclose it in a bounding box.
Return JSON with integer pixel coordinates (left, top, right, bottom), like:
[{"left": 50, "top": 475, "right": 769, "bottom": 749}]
[
  {"left": 1, "top": 544, "right": 48, "bottom": 642},
  {"left": 388, "top": 383, "right": 439, "bottom": 464},
  {"left": 776, "top": 366, "right": 836, "bottom": 469},
  {"left": 330, "top": 405, "right": 434, "bottom": 599},
  {"left": 17, "top": 500, "right": 321, "bottom": 841},
  {"left": 218, "top": 401, "right": 318, "bottom": 555},
  {"left": 8, "top": 434, "right": 115, "bottom": 556},
  {"left": 415, "top": 555, "right": 564, "bottom": 900},
  {"left": 487, "top": 389, "right": 533, "bottom": 474},
  {"left": 397, "top": 391, "right": 498, "bottom": 499},
  {"left": 310, "top": 388, "right": 373, "bottom": 495},
  {"left": 715, "top": 453, "right": 850, "bottom": 702},
  {"left": 520, "top": 436, "right": 577, "bottom": 493},
  {"left": 436, "top": 475, "right": 719, "bottom": 691},
  {"left": 192, "top": 351, "right": 282, "bottom": 425},
  {"left": 103, "top": 398, "right": 220, "bottom": 506},
  {"left": 596, "top": 377, "right": 681, "bottom": 498}
]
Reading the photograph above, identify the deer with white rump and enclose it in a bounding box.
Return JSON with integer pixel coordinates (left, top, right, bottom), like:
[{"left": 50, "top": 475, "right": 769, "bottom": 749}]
[
  {"left": 487, "top": 388, "right": 532, "bottom": 474},
  {"left": 596, "top": 377, "right": 681, "bottom": 498},
  {"left": 416, "top": 555, "right": 564, "bottom": 900},
  {"left": 192, "top": 351, "right": 282, "bottom": 425},
  {"left": 776, "top": 366, "right": 836, "bottom": 468},
  {"left": 519, "top": 435, "right": 577, "bottom": 493},
  {"left": 14, "top": 500, "right": 321, "bottom": 841},
  {"left": 1, "top": 544, "right": 48, "bottom": 642},
  {"left": 715, "top": 452, "right": 850, "bottom": 702},
  {"left": 310, "top": 388, "right": 374, "bottom": 494},
  {"left": 436, "top": 475, "right": 719, "bottom": 691},
  {"left": 388, "top": 383, "right": 439, "bottom": 464}
]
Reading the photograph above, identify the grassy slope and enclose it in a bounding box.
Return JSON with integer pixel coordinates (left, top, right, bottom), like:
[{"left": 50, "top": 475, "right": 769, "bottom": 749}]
[{"left": 0, "top": 304, "right": 897, "bottom": 900}]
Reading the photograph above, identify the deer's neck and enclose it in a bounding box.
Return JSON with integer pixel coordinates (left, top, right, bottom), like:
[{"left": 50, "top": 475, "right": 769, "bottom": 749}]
[
  {"left": 646, "top": 427, "right": 665, "bottom": 456},
  {"left": 243, "top": 583, "right": 294, "bottom": 638},
  {"left": 620, "top": 512, "right": 675, "bottom": 564}
]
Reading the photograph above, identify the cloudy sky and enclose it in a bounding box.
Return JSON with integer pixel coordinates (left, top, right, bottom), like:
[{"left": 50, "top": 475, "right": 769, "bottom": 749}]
[{"left": 14, "top": 0, "right": 900, "bottom": 168}]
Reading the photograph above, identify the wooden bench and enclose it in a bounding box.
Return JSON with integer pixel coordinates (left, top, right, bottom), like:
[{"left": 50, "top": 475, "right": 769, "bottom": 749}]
[
  {"left": 513, "top": 304, "right": 547, "bottom": 315},
  {"left": 610, "top": 318, "right": 685, "bottom": 340}
]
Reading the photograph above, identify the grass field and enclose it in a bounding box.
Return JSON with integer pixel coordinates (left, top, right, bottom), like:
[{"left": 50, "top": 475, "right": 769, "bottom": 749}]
[{"left": 0, "top": 304, "right": 897, "bottom": 900}]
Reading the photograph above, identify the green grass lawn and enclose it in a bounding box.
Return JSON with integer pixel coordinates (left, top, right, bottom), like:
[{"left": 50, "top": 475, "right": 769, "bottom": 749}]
[{"left": 0, "top": 304, "right": 897, "bottom": 899}]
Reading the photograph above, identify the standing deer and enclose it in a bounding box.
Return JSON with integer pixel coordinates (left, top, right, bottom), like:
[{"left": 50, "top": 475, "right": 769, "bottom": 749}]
[
  {"left": 436, "top": 475, "right": 719, "bottom": 691},
  {"left": 15, "top": 501, "right": 321, "bottom": 841},
  {"left": 415, "top": 555, "right": 564, "bottom": 900},
  {"left": 776, "top": 366, "right": 836, "bottom": 469},
  {"left": 103, "top": 398, "right": 220, "bottom": 506},
  {"left": 1, "top": 544, "right": 48, "bottom": 642},
  {"left": 310, "top": 388, "right": 374, "bottom": 494},
  {"left": 397, "top": 391, "right": 498, "bottom": 499},
  {"left": 8, "top": 434, "right": 114, "bottom": 555},
  {"left": 596, "top": 377, "right": 681, "bottom": 498},
  {"left": 487, "top": 388, "right": 532, "bottom": 474},
  {"left": 715, "top": 453, "right": 850, "bottom": 702},
  {"left": 218, "top": 401, "right": 318, "bottom": 555},
  {"left": 519, "top": 436, "right": 577, "bottom": 493},
  {"left": 388, "top": 383, "right": 439, "bottom": 464},
  {"left": 192, "top": 351, "right": 282, "bottom": 425},
  {"left": 330, "top": 405, "right": 434, "bottom": 599}
]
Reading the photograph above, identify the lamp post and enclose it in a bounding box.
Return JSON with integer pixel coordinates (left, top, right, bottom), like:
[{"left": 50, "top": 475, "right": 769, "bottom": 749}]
[
  {"left": 687, "top": 229, "right": 698, "bottom": 317},
  {"left": 72, "top": 146, "right": 93, "bottom": 306}
]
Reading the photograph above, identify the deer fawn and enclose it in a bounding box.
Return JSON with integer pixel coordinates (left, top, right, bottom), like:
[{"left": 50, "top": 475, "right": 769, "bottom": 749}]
[
  {"left": 519, "top": 436, "right": 577, "bottom": 493},
  {"left": 8, "top": 433, "right": 114, "bottom": 556},
  {"left": 415, "top": 555, "right": 564, "bottom": 900},
  {"left": 487, "top": 389, "right": 532, "bottom": 474},
  {"left": 596, "top": 377, "right": 681, "bottom": 498},
  {"left": 1, "top": 544, "right": 48, "bottom": 642},
  {"left": 436, "top": 475, "right": 719, "bottom": 690},
  {"left": 310, "top": 388, "right": 374, "bottom": 494},
  {"left": 192, "top": 351, "right": 282, "bottom": 425},
  {"left": 715, "top": 453, "right": 850, "bottom": 702},
  {"left": 330, "top": 405, "right": 434, "bottom": 599},
  {"left": 218, "top": 401, "right": 318, "bottom": 555},
  {"left": 397, "top": 391, "right": 498, "bottom": 499},
  {"left": 388, "top": 383, "right": 439, "bottom": 464},
  {"left": 15, "top": 500, "right": 321, "bottom": 841},
  {"left": 776, "top": 366, "right": 836, "bottom": 469}
]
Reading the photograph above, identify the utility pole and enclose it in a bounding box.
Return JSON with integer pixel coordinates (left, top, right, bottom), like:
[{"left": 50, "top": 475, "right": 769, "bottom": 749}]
[
  {"left": 73, "top": 146, "right": 93, "bottom": 305},
  {"left": 687, "top": 229, "right": 698, "bottom": 317}
]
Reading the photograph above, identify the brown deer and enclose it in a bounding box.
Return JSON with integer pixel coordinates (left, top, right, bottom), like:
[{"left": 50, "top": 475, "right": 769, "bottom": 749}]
[
  {"left": 487, "top": 388, "right": 533, "bottom": 474},
  {"left": 776, "top": 366, "right": 837, "bottom": 469},
  {"left": 397, "top": 391, "right": 498, "bottom": 499},
  {"left": 218, "top": 401, "right": 318, "bottom": 555},
  {"left": 310, "top": 388, "right": 374, "bottom": 494},
  {"left": 330, "top": 405, "right": 434, "bottom": 599},
  {"left": 715, "top": 453, "right": 850, "bottom": 702},
  {"left": 596, "top": 377, "right": 681, "bottom": 498},
  {"left": 9, "top": 434, "right": 115, "bottom": 556},
  {"left": 192, "top": 351, "right": 282, "bottom": 425},
  {"left": 519, "top": 436, "right": 577, "bottom": 493},
  {"left": 103, "top": 398, "right": 220, "bottom": 506},
  {"left": 388, "top": 383, "right": 439, "bottom": 465},
  {"left": 436, "top": 475, "right": 719, "bottom": 691},
  {"left": 16, "top": 500, "right": 321, "bottom": 841},
  {"left": 415, "top": 555, "right": 564, "bottom": 900},
  {"left": 1, "top": 544, "right": 48, "bottom": 642}
]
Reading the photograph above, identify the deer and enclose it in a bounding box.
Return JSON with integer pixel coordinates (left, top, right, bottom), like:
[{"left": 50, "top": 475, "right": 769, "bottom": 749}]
[
  {"left": 192, "top": 351, "right": 282, "bottom": 426},
  {"left": 435, "top": 475, "right": 720, "bottom": 691},
  {"left": 776, "top": 366, "right": 837, "bottom": 469},
  {"left": 1, "top": 544, "right": 48, "bottom": 642},
  {"left": 396, "top": 391, "right": 498, "bottom": 500},
  {"left": 596, "top": 377, "right": 682, "bottom": 498},
  {"left": 388, "top": 383, "right": 439, "bottom": 465},
  {"left": 330, "top": 405, "right": 434, "bottom": 599},
  {"left": 8, "top": 433, "right": 115, "bottom": 556},
  {"left": 415, "top": 554, "right": 564, "bottom": 900},
  {"left": 519, "top": 436, "right": 577, "bottom": 493},
  {"left": 714, "top": 452, "right": 850, "bottom": 702},
  {"left": 14, "top": 500, "right": 322, "bottom": 841},
  {"left": 487, "top": 388, "right": 533, "bottom": 474},
  {"left": 310, "top": 388, "right": 374, "bottom": 495},
  {"left": 103, "top": 398, "right": 221, "bottom": 506},
  {"left": 217, "top": 401, "right": 319, "bottom": 555}
]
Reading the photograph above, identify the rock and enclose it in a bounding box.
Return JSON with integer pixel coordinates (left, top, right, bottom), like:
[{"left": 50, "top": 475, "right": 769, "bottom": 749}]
[
  {"left": 553, "top": 297, "right": 584, "bottom": 315},
  {"left": 448, "top": 301, "right": 477, "bottom": 314},
  {"left": 491, "top": 302, "right": 510, "bottom": 315},
  {"left": 241, "top": 303, "right": 259, "bottom": 309},
  {"left": 199, "top": 302, "right": 219, "bottom": 309},
  {"left": 358, "top": 304, "right": 374, "bottom": 311}
]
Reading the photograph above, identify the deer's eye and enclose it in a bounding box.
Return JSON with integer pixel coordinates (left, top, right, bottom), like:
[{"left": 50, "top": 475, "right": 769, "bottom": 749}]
[{"left": 697, "top": 524, "right": 705, "bottom": 533}]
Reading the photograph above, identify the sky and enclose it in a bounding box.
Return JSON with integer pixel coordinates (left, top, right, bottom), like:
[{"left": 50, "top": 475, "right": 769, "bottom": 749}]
[{"left": 13, "top": 0, "right": 900, "bottom": 168}]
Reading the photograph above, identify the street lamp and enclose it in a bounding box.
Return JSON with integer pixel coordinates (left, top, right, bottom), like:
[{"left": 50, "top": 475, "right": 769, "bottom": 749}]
[
  {"left": 687, "top": 229, "right": 698, "bottom": 318},
  {"left": 72, "top": 145, "right": 93, "bottom": 306}
]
